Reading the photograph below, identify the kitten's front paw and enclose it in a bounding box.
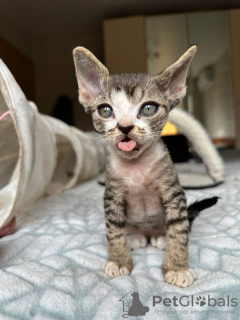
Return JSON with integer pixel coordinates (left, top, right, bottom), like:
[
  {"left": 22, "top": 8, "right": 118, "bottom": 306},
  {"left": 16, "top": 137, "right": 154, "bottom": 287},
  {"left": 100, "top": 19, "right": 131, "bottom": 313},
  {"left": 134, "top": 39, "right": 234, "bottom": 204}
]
[
  {"left": 102, "top": 261, "right": 131, "bottom": 278},
  {"left": 126, "top": 234, "right": 148, "bottom": 250},
  {"left": 164, "top": 269, "right": 198, "bottom": 288},
  {"left": 150, "top": 235, "right": 166, "bottom": 250}
]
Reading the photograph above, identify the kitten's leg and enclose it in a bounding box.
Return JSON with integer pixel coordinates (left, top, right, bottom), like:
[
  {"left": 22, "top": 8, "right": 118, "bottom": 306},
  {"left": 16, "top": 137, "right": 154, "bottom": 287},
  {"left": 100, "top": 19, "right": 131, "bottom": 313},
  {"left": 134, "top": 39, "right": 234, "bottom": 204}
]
[
  {"left": 157, "top": 159, "right": 197, "bottom": 287},
  {"left": 102, "top": 188, "right": 132, "bottom": 278},
  {"left": 126, "top": 234, "right": 148, "bottom": 250},
  {"left": 162, "top": 187, "right": 197, "bottom": 287}
]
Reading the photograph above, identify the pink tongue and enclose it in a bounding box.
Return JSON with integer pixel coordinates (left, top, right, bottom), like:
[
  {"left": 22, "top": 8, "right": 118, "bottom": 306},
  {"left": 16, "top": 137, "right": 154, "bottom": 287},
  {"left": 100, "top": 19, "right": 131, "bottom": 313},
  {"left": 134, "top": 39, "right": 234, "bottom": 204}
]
[{"left": 118, "top": 140, "right": 137, "bottom": 152}]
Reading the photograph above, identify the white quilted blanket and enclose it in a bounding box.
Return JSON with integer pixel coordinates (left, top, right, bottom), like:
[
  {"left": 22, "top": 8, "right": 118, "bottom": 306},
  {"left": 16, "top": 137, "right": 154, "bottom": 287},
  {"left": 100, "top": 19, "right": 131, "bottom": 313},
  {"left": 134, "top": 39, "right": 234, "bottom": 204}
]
[{"left": 0, "top": 155, "right": 239, "bottom": 320}]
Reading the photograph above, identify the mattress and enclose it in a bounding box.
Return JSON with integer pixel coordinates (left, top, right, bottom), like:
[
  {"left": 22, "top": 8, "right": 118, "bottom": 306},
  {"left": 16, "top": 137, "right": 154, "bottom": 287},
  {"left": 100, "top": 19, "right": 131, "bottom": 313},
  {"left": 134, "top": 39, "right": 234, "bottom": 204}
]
[{"left": 0, "top": 155, "right": 239, "bottom": 320}]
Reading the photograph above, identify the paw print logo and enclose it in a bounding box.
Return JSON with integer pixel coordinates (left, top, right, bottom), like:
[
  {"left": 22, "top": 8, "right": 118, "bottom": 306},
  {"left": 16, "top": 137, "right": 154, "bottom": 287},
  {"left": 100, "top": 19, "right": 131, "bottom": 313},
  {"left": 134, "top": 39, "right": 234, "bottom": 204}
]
[{"left": 196, "top": 296, "right": 206, "bottom": 307}]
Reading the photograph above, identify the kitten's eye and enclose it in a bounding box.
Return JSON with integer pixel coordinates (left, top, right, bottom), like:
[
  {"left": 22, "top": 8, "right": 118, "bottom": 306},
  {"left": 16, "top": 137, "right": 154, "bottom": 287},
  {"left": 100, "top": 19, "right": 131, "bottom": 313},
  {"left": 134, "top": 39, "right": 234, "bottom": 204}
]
[
  {"left": 140, "top": 102, "right": 159, "bottom": 116},
  {"left": 98, "top": 104, "right": 114, "bottom": 118}
]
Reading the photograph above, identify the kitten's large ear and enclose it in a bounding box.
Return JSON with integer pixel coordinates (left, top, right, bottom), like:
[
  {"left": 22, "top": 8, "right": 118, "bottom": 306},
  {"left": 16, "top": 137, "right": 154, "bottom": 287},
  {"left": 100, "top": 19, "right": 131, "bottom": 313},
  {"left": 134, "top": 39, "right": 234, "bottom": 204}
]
[
  {"left": 154, "top": 46, "right": 197, "bottom": 107},
  {"left": 73, "top": 47, "right": 109, "bottom": 109}
]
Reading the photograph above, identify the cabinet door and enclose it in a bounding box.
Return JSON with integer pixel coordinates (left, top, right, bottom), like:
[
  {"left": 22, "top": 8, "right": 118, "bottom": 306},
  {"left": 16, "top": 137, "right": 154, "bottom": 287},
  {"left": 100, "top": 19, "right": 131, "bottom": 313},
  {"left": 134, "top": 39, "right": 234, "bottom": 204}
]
[
  {"left": 145, "top": 14, "right": 187, "bottom": 76},
  {"left": 188, "top": 11, "right": 234, "bottom": 144},
  {"left": 104, "top": 16, "right": 146, "bottom": 74}
]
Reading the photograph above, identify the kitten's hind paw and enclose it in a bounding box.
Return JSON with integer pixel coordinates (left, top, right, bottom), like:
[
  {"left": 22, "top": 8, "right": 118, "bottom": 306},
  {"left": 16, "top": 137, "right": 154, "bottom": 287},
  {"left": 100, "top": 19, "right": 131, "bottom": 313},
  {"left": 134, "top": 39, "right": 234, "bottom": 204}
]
[
  {"left": 164, "top": 269, "right": 198, "bottom": 288},
  {"left": 150, "top": 235, "right": 166, "bottom": 250},
  {"left": 126, "top": 234, "right": 148, "bottom": 250},
  {"left": 102, "top": 261, "right": 131, "bottom": 278}
]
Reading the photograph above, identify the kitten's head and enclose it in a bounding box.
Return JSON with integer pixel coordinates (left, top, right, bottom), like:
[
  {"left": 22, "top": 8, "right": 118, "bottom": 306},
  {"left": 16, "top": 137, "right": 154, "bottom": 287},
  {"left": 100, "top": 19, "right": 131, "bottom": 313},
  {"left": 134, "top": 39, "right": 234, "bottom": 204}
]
[{"left": 73, "top": 46, "right": 196, "bottom": 159}]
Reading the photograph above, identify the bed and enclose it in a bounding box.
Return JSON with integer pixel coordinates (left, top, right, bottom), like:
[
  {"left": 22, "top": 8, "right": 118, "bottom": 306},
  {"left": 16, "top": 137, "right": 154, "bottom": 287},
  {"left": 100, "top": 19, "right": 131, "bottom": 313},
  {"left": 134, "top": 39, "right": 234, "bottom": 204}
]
[{"left": 0, "top": 151, "right": 239, "bottom": 320}]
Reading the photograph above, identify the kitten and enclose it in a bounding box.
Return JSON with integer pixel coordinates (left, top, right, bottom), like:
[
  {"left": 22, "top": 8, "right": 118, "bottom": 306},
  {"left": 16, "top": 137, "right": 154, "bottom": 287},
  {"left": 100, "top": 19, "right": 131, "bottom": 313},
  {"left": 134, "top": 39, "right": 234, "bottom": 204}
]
[{"left": 73, "top": 46, "right": 218, "bottom": 288}]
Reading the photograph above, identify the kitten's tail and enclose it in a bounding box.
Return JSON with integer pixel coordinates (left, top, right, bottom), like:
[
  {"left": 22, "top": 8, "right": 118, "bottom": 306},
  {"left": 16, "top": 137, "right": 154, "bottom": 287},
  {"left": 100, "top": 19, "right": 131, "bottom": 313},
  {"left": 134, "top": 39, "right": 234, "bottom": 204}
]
[{"left": 188, "top": 196, "right": 219, "bottom": 230}]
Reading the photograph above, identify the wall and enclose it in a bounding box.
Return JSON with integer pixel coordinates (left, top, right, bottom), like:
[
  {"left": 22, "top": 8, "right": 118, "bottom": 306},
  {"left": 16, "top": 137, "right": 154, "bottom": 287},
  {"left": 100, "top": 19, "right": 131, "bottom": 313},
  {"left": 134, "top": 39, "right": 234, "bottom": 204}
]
[
  {"left": 0, "top": 12, "right": 32, "bottom": 59},
  {"left": 0, "top": 17, "right": 103, "bottom": 130},
  {"left": 33, "top": 34, "right": 103, "bottom": 130},
  {"left": 0, "top": 13, "right": 35, "bottom": 100}
]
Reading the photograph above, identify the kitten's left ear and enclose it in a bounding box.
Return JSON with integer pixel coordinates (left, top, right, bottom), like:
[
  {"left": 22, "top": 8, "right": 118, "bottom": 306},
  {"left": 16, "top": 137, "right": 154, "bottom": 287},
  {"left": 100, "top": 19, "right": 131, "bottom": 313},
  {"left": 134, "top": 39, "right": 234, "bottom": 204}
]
[
  {"left": 154, "top": 45, "right": 197, "bottom": 107},
  {"left": 73, "top": 47, "right": 109, "bottom": 109}
]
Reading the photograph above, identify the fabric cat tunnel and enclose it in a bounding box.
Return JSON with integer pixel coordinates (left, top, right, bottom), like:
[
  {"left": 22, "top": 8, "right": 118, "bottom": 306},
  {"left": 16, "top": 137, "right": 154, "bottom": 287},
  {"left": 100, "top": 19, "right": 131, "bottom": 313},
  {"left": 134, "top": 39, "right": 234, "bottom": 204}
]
[
  {"left": 168, "top": 108, "right": 225, "bottom": 189},
  {"left": 0, "top": 59, "right": 105, "bottom": 231}
]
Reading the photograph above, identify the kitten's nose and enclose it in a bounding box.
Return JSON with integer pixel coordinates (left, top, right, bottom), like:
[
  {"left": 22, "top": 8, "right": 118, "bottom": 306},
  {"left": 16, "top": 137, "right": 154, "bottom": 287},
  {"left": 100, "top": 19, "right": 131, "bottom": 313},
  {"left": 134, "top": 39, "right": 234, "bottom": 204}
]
[{"left": 118, "top": 125, "right": 134, "bottom": 134}]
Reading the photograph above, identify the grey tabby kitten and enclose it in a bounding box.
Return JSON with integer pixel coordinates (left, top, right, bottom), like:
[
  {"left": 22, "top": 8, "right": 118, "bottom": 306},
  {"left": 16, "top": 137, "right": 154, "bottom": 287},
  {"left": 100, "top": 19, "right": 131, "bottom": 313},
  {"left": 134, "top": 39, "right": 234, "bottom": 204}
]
[{"left": 73, "top": 46, "right": 218, "bottom": 288}]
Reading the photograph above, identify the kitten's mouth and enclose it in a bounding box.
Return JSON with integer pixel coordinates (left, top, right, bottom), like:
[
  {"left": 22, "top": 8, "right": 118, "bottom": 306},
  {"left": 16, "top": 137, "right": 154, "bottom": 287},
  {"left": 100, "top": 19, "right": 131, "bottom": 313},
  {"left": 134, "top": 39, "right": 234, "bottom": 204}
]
[{"left": 118, "top": 136, "right": 140, "bottom": 152}]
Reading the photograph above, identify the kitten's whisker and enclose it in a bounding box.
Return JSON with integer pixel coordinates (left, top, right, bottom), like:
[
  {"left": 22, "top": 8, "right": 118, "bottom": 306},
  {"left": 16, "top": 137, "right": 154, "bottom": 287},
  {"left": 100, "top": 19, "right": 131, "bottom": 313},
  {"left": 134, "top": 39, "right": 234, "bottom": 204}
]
[
  {"left": 152, "top": 119, "right": 163, "bottom": 129},
  {"left": 100, "top": 140, "right": 109, "bottom": 152},
  {"left": 92, "top": 130, "right": 104, "bottom": 137},
  {"left": 144, "top": 132, "right": 160, "bottom": 140},
  {"left": 96, "top": 138, "right": 107, "bottom": 145}
]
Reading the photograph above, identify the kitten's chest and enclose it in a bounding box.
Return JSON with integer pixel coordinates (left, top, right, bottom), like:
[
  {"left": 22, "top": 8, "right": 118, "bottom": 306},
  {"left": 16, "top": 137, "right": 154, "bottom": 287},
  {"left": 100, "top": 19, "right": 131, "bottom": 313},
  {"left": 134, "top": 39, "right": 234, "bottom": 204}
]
[
  {"left": 112, "top": 159, "right": 165, "bottom": 228},
  {"left": 113, "top": 159, "right": 156, "bottom": 188}
]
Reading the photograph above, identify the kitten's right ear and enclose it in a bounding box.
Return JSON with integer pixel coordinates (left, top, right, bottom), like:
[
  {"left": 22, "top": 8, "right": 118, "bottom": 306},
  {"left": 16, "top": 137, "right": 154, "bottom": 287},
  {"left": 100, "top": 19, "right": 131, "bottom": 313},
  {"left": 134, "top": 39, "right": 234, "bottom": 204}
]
[{"left": 73, "top": 47, "right": 109, "bottom": 110}]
